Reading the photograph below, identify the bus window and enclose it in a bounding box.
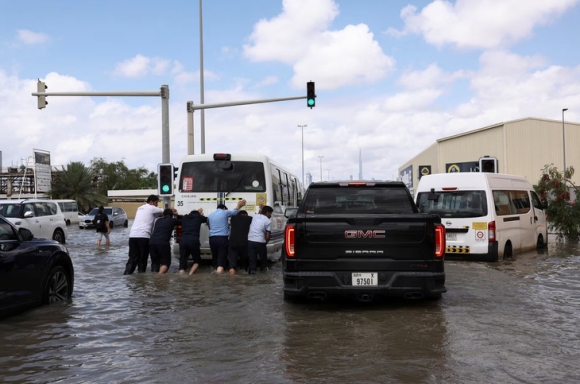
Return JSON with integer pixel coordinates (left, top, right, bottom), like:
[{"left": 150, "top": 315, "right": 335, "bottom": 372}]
[{"left": 179, "top": 161, "right": 266, "bottom": 193}]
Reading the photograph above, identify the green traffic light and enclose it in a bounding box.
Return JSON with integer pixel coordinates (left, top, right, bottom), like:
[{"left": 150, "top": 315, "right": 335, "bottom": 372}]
[
  {"left": 162, "top": 185, "right": 170, "bottom": 193},
  {"left": 308, "top": 99, "right": 315, "bottom": 106}
]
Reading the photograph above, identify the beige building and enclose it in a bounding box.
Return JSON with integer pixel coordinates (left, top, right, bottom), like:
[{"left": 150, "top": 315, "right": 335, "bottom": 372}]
[{"left": 398, "top": 117, "right": 580, "bottom": 195}]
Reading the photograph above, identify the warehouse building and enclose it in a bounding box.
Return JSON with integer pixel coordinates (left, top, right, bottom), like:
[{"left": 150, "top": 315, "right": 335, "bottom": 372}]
[{"left": 398, "top": 117, "right": 580, "bottom": 196}]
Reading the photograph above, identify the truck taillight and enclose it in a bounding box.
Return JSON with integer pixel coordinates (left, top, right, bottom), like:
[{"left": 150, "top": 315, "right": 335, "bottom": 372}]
[
  {"left": 435, "top": 224, "right": 445, "bottom": 258},
  {"left": 285, "top": 225, "right": 295, "bottom": 257},
  {"left": 488, "top": 221, "right": 496, "bottom": 242}
]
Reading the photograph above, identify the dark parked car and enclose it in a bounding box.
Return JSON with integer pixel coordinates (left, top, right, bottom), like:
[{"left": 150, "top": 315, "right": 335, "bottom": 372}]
[{"left": 0, "top": 215, "right": 74, "bottom": 318}]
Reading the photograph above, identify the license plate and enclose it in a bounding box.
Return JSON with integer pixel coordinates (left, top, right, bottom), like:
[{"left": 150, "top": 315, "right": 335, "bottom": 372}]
[
  {"left": 446, "top": 233, "right": 457, "bottom": 241},
  {"left": 352, "top": 272, "right": 378, "bottom": 286}
]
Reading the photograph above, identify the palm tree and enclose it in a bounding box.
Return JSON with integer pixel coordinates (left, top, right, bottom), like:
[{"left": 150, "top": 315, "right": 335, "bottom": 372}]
[{"left": 51, "top": 162, "right": 107, "bottom": 212}]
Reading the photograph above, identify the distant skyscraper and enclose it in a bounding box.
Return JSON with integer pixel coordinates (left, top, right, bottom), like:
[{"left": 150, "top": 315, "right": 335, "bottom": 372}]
[
  {"left": 358, "top": 148, "right": 363, "bottom": 180},
  {"left": 305, "top": 172, "right": 312, "bottom": 186}
]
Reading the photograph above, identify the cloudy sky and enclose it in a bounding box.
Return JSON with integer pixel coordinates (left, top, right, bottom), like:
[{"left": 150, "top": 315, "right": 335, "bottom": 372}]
[{"left": 1, "top": 0, "right": 580, "bottom": 183}]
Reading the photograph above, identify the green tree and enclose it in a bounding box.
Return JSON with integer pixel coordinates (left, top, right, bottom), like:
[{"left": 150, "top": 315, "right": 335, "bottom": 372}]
[
  {"left": 535, "top": 164, "right": 580, "bottom": 240},
  {"left": 50, "top": 161, "right": 108, "bottom": 212},
  {"left": 90, "top": 158, "right": 155, "bottom": 193}
]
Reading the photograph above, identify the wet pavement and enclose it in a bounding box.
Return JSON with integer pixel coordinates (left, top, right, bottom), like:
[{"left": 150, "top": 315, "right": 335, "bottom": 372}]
[{"left": 1, "top": 224, "right": 579, "bottom": 383}]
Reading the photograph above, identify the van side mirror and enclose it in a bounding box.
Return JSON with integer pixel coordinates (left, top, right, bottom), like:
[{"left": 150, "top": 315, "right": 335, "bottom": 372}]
[
  {"left": 23, "top": 211, "right": 34, "bottom": 218},
  {"left": 284, "top": 208, "right": 298, "bottom": 218}
]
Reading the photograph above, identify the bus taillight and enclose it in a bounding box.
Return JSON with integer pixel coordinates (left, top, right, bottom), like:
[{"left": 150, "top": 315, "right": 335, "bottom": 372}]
[
  {"left": 434, "top": 224, "right": 445, "bottom": 258},
  {"left": 488, "top": 221, "right": 496, "bottom": 242},
  {"left": 285, "top": 225, "right": 295, "bottom": 257}
]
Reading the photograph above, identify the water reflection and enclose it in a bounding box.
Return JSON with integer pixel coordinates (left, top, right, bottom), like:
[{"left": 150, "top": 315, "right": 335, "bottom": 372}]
[
  {"left": 281, "top": 300, "right": 448, "bottom": 383},
  {"left": 1, "top": 229, "right": 580, "bottom": 382}
]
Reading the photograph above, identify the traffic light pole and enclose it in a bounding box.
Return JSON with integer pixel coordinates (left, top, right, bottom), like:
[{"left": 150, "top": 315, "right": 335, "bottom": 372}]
[
  {"left": 186, "top": 95, "right": 308, "bottom": 155},
  {"left": 32, "top": 84, "right": 173, "bottom": 208}
]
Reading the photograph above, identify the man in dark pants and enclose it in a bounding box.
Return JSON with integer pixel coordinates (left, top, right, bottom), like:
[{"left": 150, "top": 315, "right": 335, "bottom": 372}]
[
  {"left": 124, "top": 195, "right": 176, "bottom": 275},
  {"left": 227, "top": 210, "right": 252, "bottom": 275},
  {"left": 178, "top": 208, "right": 207, "bottom": 275},
  {"left": 247, "top": 205, "right": 273, "bottom": 274},
  {"left": 207, "top": 199, "right": 246, "bottom": 274},
  {"left": 149, "top": 209, "right": 181, "bottom": 274}
]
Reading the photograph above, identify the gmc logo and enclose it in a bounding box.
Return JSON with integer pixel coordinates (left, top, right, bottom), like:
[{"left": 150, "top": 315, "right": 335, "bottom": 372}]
[{"left": 345, "top": 230, "right": 385, "bottom": 239}]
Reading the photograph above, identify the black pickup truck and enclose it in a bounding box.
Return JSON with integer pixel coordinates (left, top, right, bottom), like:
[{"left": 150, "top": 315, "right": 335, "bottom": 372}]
[{"left": 282, "top": 181, "right": 446, "bottom": 302}]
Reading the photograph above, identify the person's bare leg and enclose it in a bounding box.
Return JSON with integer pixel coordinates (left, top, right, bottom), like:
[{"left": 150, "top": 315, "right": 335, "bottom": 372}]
[
  {"left": 97, "top": 240, "right": 101, "bottom": 246},
  {"left": 179, "top": 269, "right": 186, "bottom": 275},
  {"left": 106, "top": 237, "right": 111, "bottom": 246},
  {"left": 216, "top": 266, "right": 224, "bottom": 274},
  {"left": 188, "top": 263, "right": 200, "bottom": 275},
  {"left": 229, "top": 268, "right": 236, "bottom": 275},
  {"left": 159, "top": 265, "right": 169, "bottom": 274}
]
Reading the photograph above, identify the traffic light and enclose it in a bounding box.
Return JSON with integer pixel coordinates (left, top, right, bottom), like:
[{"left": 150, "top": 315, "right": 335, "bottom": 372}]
[
  {"left": 157, "top": 163, "right": 174, "bottom": 196},
  {"left": 307, "top": 81, "right": 315, "bottom": 108},
  {"left": 479, "top": 156, "right": 498, "bottom": 173},
  {"left": 37, "top": 79, "right": 47, "bottom": 109}
]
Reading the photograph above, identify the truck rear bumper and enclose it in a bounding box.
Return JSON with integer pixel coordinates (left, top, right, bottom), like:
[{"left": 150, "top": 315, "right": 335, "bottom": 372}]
[{"left": 283, "top": 270, "right": 446, "bottom": 300}]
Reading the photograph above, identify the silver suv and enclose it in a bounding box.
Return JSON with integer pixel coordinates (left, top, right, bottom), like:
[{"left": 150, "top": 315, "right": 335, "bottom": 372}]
[
  {"left": 0, "top": 199, "right": 68, "bottom": 243},
  {"left": 80, "top": 206, "right": 128, "bottom": 229}
]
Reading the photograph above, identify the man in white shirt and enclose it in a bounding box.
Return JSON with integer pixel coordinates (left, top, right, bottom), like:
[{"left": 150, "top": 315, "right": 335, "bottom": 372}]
[
  {"left": 124, "top": 195, "right": 177, "bottom": 274},
  {"left": 247, "top": 205, "right": 273, "bottom": 274}
]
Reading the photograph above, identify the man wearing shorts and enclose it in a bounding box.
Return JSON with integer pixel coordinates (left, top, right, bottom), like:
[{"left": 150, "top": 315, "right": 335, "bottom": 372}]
[
  {"left": 94, "top": 206, "right": 110, "bottom": 246},
  {"left": 149, "top": 208, "right": 181, "bottom": 274}
]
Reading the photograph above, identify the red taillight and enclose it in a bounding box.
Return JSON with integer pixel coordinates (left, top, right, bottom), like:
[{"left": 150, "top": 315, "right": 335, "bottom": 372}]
[
  {"left": 285, "top": 225, "right": 295, "bottom": 257},
  {"left": 435, "top": 224, "right": 445, "bottom": 258},
  {"left": 488, "top": 221, "right": 496, "bottom": 242}
]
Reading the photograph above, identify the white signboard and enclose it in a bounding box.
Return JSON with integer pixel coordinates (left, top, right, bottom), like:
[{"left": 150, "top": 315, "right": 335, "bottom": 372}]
[{"left": 34, "top": 150, "right": 51, "bottom": 193}]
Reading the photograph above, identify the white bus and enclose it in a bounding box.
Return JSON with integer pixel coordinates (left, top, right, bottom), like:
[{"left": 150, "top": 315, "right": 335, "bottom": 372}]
[
  {"left": 53, "top": 199, "right": 79, "bottom": 226},
  {"left": 173, "top": 153, "right": 303, "bottom": 261},
  {"left": 415, "top": 173, "right": 547, "bottom": 262}
]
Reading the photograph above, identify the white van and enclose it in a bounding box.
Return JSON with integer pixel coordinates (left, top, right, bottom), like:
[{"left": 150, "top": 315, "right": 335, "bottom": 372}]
[
  {"left": 415, "top": 173, "right": 547, "bottom": 261},
  {"left": 54, "top": 199, "right": 79, "bottom": 226}
]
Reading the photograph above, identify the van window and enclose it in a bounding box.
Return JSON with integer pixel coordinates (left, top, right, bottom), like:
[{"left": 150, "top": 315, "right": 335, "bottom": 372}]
[
  {"left": 416, "top": 190, "right": 488, "bottom": 218},
  {"left": 493, "top": 190, "right": 531, "bottom": 215}
]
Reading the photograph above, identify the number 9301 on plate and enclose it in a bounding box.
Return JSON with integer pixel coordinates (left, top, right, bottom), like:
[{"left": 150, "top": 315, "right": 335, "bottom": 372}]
[{"left": 352, "top": 272, "right": 378, "bottom": 286}]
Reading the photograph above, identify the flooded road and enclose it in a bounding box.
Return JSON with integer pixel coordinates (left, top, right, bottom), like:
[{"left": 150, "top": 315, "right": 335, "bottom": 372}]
[{"left": 1, "top": 225, "right": 579, "bottom": 383}]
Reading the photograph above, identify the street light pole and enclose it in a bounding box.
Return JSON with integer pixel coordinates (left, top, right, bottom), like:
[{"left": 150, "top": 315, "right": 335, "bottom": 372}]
[
  {"left": 298, "top": 125, "right": 307, "bottom": 187},
  {"left": 562, "top": 108, "right": 568, "bottom": 179},
  {"left": 327, "top": 169, "right": 331, "bottom": 181},
  {"left": 318, "top": 156, "right": 324, "bottom": 181}
]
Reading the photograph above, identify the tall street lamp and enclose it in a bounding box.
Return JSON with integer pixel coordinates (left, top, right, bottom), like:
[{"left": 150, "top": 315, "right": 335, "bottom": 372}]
[
  {"left": 562, "top": 108, "right": 568, "bottom": 179},
  {"left": 327, "top": 169, "right": 331, "bottom": 181},
  {"left": 298, "top": 125, "right": 307, "bottom": 187},
  {"left": 318, "top": 156, "right": 324, "bottom": 181}
]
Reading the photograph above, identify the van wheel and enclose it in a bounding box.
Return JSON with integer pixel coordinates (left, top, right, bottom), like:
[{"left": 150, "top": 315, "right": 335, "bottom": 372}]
[
  {"left": 42, "top": 265, "right": 72, "bottom": 304},
  {"left": 536, "top": 235, "right": 545, "bottom": 249},
  {"left": 66, "top": 219, "right": 70, "bottom": 226},
  {"left": 503, "top": 242, "right": 513, "bottom": 260},
  {"left": 53, "top": 229, "right": 66, "bottom": 244},
  {"left": 123, "top": 220, "right": 128, "bottom": 228}
]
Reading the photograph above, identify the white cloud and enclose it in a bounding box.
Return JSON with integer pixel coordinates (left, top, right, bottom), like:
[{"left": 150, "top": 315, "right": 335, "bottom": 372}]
[
  {"left": 113, "top": 54, "right": 151, "bottom": 78},
  {"left": 398, "top": 63, "right": 468, "bottom": 90},
  {"left": 112, "top": 55, "right": 175, "bottom": 78},
  {"left": 17, "top": 30, "right": 49, "bottom": 44},
  {"left": 387, "top": 0, "right": 579, "bottom": 49},
  {"left": 244, "top": 0, "right": 395, "bottom": 90},
  {"left": 255, "top": 76, "right": 278, "bottom": 87}
]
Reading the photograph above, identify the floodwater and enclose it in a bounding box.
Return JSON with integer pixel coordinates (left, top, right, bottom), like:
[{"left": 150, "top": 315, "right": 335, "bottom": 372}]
[{"left": 1, "top": 224, "right": 580, "bottom": 383}]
